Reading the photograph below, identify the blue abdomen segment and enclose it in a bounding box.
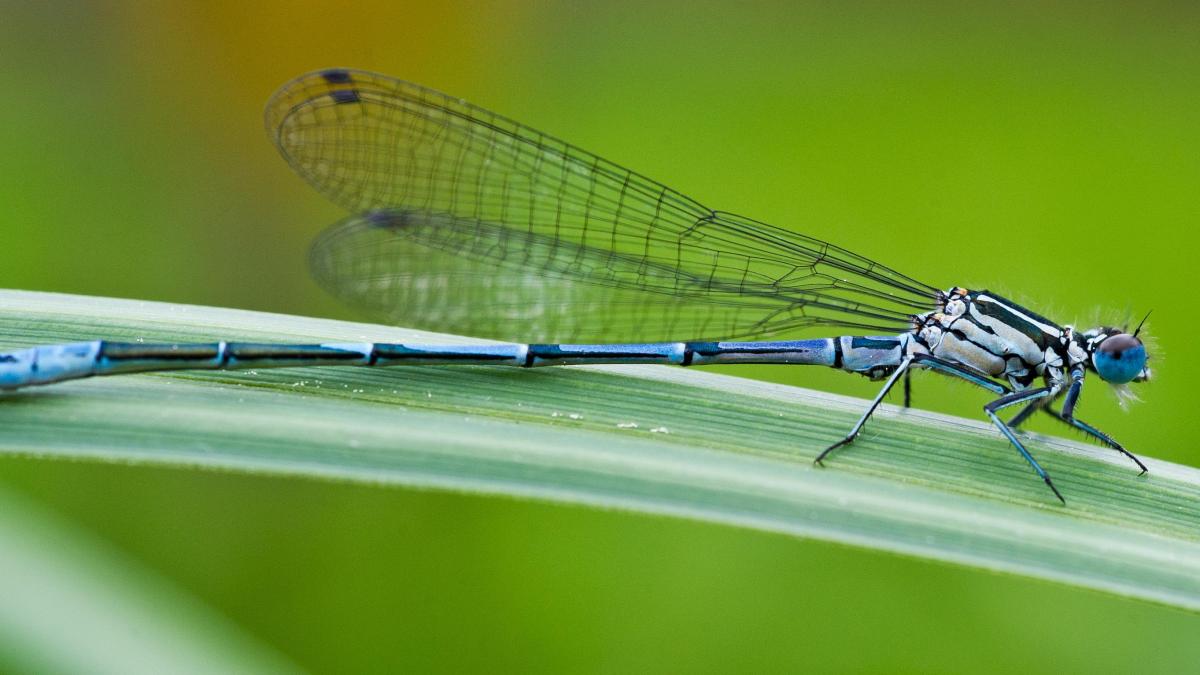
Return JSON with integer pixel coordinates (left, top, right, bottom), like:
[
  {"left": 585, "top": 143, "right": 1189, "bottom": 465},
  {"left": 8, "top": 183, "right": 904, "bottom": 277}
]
[
  {"left": 519, "top": 338, "right": 904, "bottom": 373},
  {"left": 0, "top": 336, "right": 908, "bottom": 390},
  {"left": 838, "top": 336, "right": 906, "bottom": 375},
  {"left": 686, "top": 340, "right": 839, "bottom": 366},
  {"left": 526, "top": 343, "right": 688, "bottom": 366},
  {"left": 522, "top": 340, "right": 845, "bottom": 367},
  {"left": 371, "top": 343, "right": 527, "bottom": 366},
  {"left": 0, "top": 342, "right": 102, "bottom": 389}
]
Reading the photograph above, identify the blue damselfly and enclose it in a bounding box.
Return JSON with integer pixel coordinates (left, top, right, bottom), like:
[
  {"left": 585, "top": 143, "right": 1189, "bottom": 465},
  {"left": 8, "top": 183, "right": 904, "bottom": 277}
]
[{"left": 0, "top": 69, "right": 1153, "bottom": 503}]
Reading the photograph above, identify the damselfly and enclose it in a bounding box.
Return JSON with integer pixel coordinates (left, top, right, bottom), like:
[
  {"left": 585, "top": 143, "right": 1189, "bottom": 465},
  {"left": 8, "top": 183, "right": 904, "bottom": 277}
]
[{"left": 0, "top": 69, "right": 1153, "bottom": 503}]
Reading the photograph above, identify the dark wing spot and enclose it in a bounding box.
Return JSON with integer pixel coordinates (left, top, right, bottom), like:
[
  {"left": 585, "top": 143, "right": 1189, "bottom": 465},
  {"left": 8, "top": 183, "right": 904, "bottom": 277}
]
[
  {"left": 321, "top": 69, "right": 353, "bottom": 84},
  {"left": 365, "top": 209, "right": 412, "bottom": 230},
  {"left": 329, "top": 89, "right": 360, "bottom": 104}
]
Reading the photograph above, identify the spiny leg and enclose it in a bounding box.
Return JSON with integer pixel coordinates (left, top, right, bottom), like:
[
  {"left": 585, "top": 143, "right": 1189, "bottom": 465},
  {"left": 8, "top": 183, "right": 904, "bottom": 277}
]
[
  {"left": 814, "top": 357, "right": 914, "bottom": 465},
  {"left": 901, "top": 355, "right": 1068, "bottom": 502},
  {"left": 911, "top": 353, "right": 1010, "bottom": 396},
  {"left": 1034, "top": 375, "right": 1148, "bottom": 474},
  {"left": 903, "top": 368, "right": 913, "bottom": 408},
  {"left": 909, "top": 357, "right": 1067, "bottom": 502},
  {"left": 1007, "top": 400, "right": 1042, "bottom": 429},
  {"left": 1004, "top": 378, "right": 1144, "bottom": 472},
  {"left": 820, "top": 350, "right": 1069, "bottom": 503},
  {"left": 1037, "top": 408, "right": 1149, "bottom": 475},
  {"left": 815, "top": 353, "right": 1007, "bottom": 465},
  {"left": 983, "top": 385, "right": 1067, "bottom": 504}
]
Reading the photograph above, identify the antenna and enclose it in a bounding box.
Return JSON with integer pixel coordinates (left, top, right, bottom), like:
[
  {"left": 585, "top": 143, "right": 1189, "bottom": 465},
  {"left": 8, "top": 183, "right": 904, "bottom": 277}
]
[{"left": 1133, "top": 310, "right": 1152, "bottom": 338}]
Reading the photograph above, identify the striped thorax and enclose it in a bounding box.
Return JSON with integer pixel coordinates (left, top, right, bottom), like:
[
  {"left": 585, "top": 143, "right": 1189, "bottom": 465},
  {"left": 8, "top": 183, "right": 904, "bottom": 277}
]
[
  {"left": 912, "top": 288, "right": 1151, "bottom": 391},
  {"left": 914, "top": 288, "right": 1069, "bottom": 390}
]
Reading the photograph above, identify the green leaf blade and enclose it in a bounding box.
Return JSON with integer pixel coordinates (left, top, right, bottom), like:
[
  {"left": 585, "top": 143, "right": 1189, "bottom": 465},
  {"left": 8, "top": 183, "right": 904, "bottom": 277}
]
[{"left": 2, "top": 290, "right": 1198, "bottom": 611}]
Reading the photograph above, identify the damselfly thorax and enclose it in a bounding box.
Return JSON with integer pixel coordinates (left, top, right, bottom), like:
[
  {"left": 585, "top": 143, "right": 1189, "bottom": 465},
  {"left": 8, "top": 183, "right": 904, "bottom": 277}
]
[{"left": 909, "top": 288, "right": 1078, "bottom": 390}]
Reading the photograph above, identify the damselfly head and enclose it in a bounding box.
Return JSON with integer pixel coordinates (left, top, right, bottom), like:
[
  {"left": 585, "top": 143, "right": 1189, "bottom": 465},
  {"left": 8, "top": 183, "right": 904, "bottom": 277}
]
[{"left": 1089, "top": 329, "right": 1150, "bottom": 385}]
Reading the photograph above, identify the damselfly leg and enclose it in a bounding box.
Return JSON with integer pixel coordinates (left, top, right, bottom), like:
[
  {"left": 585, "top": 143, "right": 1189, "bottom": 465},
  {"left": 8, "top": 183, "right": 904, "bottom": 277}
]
[
  {"left": 1053, "top": 413, "right": 1149, "bottom": 474},
  {"left": 817, "top": 352, "right": 1078, "bottom": 503},
  {"left": 1007, "top": 374, "right": 1148, "bottom": 474},
  {"left": 1007, "top": 402, "right": 1041, "bottom": 428},
  {"left": 814, "top": 357, "right": 914, "bottom": 464},
  {"left": 903, "top": 369, "right": 913, "bottom": 408},
  {"left": 983, "top": 385, "right": 1066, "bottom": 504},
  {"left": 815, "top": 353, "right": 1007, "bottom": 463}
]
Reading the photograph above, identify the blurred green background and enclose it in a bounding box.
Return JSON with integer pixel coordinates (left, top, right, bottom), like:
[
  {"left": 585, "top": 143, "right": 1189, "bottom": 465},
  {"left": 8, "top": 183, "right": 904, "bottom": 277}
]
[{"left": 2, "top": 1, "right": 1198, "bottom": 672}]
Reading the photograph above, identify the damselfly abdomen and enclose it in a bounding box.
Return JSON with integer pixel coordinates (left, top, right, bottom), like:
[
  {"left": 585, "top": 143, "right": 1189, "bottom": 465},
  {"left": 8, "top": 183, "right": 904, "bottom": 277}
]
[{"left": 0, "top": 69, "right": 1153, "bottom": 503}]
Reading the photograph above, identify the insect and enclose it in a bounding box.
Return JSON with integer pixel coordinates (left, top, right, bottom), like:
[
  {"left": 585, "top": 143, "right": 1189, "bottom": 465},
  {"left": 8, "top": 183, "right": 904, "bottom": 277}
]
[{"left": 0, "top": 69, "right": 1152, "bottom": 503}]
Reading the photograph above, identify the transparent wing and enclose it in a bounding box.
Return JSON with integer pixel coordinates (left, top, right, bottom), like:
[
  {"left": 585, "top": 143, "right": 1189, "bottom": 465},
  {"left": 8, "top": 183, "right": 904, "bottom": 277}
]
[
  {"left": 310, "top": 210, "right": 920, "bottom": 342},
  {"left": 269, "top": 69, "right": 940, "bottom": 342}
]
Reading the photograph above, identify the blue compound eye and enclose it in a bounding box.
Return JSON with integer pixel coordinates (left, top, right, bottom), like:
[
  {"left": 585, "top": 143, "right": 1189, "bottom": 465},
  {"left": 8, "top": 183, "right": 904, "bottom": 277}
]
[{"left": 1093, "top": 334, "right": 1147, "bottom": 384}]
